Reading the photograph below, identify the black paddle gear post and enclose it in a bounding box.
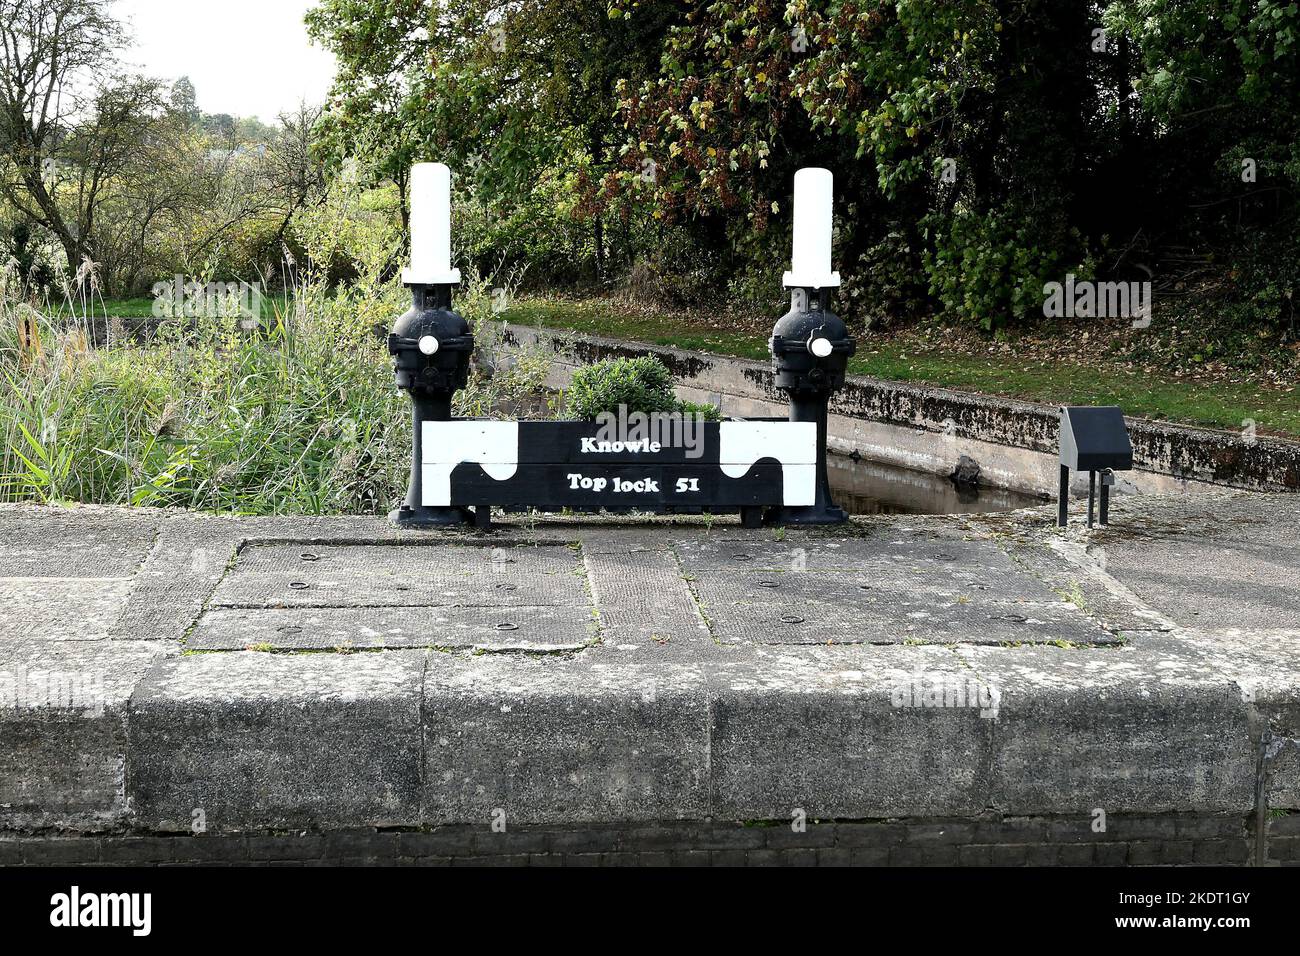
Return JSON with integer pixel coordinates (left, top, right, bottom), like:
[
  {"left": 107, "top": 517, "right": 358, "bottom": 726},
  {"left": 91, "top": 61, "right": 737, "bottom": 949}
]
[
  {"left": 388, "top": 282, "right": 475, "bottom": 528},
  {"left": 767, "top": 167, "right": 855, "bottom": 525},
  {"left": 768, "top": 287, "right": 855, "bottom": 525}
]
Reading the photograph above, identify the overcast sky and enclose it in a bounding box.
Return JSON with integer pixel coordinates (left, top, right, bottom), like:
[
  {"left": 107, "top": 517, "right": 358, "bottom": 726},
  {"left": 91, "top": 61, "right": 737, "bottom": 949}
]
[{"left": 115, "top": 0, "right": 337, "bottom": 123}]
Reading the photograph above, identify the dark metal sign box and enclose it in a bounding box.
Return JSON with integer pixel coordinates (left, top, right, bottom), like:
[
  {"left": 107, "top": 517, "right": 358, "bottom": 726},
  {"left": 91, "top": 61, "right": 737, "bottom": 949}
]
[{"left": 1059, "top": 406, "right": 1134, "bottom": 472}]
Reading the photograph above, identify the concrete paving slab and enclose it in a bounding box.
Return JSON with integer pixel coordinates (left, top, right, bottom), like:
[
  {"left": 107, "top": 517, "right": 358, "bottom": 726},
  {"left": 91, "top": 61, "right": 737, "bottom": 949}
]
[
  {"left": 688, "top": 567, "right": 1115, "bottom": 645},
  {"left": 995, "top": 531, "right": 1176, "bottom": 634},
  {"left": 0, "top": 511, "right": 157, "bottom": 578},
  {"left": 688, "top": 566, "right": 1061, "bottom": 606},
  {"left": 568, "top": 528, "right": 690, "bottom": 554},
  {"left": 1101, "top": 539, "right": 1300, "bottom": 630},
  {"left": 707, "top": 645, "right": 994, "bottom": 817},
  {"left": 0, "top": 578, "right": 134, "bottom": 642},
  {"left": 583, "top": 549, "right": 707, "bottom": 646},
  {"left": 675, "top": 532, "right": 1000, "bottom": 573},
  {"left": 422, "top": 652, "right": 711, "bottom": 823},
  {"left": 187, "top": 605, "right": 598, "bottom": 651},
  {"left": 208, "top": 541, "right": 589, "bottom": 608},
  {"left": 699, "top": 593, "right": 1113, "bottom": 646},
  {"left": 1135, "top": 629, "right": 1300, "bottom": 805},
  {"left": 956, "top": 642, "right": 1257, "bottom": 813},
  {"left": 0, "top": 507, "right": 158, "bottom": 577},
  {"left": 1077, "top": 494, "right": 1300, "bottom": 631},
  {"left": 109, "top": 514, "right": 244, "bottom": 642}
]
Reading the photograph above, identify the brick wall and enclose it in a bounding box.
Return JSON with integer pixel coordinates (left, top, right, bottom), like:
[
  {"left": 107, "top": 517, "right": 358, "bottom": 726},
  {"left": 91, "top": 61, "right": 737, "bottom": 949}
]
[{"left": 5, "top": 812, "right": 1297, "bottom": 866}]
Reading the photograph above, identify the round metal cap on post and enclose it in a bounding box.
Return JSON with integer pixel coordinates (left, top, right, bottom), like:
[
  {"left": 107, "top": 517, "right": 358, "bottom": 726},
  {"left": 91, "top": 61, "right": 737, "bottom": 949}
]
[
  {"left": 388, "top": 162, "right": 475, "bottom": 529},
  {"left": 769, "top": 167, "right": 855, "bottom": 526}
]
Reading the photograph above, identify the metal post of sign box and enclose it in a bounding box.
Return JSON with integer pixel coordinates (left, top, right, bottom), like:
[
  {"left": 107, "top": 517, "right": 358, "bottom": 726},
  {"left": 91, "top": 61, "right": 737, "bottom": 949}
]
[
  {"left": 1088, "top": 468, "right": 1096, "bottom": 528},
  {"left": 1057, "top": 464, "right": 1069, "bottom": 527}
]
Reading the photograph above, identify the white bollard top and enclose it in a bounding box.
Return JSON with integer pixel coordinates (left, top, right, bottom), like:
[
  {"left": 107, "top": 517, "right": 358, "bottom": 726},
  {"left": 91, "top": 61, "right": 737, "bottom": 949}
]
[
  {"left": 402, "top": 162, "right": 461, "bottom": 285},
  {"left": 782, "top": 167, "right": 840, "bottom": 289}
]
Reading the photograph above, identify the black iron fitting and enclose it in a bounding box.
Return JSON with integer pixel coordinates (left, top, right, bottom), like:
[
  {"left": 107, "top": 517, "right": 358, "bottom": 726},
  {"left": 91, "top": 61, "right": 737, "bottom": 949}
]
[
  {"left": 387, "top": 332, "right": 475, "bottom": 355},
  {"left": 389, "top": 280, "right": 476, "bottom": 527},
  {"left": 768, "top": 332, "right": 855, "bottom": 356},
  {"left": 766, "top": 285, "right": 856, "bottom": 525}
]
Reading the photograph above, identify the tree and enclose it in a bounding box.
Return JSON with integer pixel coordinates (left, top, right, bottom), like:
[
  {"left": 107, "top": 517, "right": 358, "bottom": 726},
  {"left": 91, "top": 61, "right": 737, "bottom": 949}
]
[
  {"left": 52, "top": 75, "right": 168, "bottom": 285},
  {"left": 8, "top": 219, "right": 53, "bottom": 292},
  {"left": 263, "top": 102, "right": 326, "bottom": 254},
  {"left": 169, "top": 75, "right": 198, "bottom": 123},
  {"left": 202, "top": 113, "right": 236, "bottom": 141},
  {"left": 617, "top": 1, "right": 1115, "bottom": 326},
  {"left": 0, "top": 0, "right": 129, "bottom": 271},
  {"left": 235, "top": 115, "right": 278, "bottom": 144},
  {"left": 307, "top": 0, "right": 680, "bottom": 282},
  {"left": 305, "top": 0, "right": 426, "bottom": 236}
]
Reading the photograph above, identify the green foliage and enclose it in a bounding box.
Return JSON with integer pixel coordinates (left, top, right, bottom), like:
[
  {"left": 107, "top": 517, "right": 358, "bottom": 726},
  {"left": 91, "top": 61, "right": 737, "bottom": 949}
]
[
  {"left": 456, "top": 157, "right": 594, "bottom": 287},
  {"left": 566, "top": 356, "right": 675, "bottom": 419},
  {"left": 0, "top": 209, "right": 552, "bottom": 513},
  {"left": 617, "top": 0, "right": 1103, "bottom": 327},
  {"left": 565, "top": 355, "right": 718, "bottom": 421},
  {"left": 923, "top": 208, "right": 1079, "bottom": 331},
  {"left": 1228, "top": 237, "right": 1300, "bottom": 335},
  {"left": 840, "top": 231, "right": 926, "bottom": 330},
  {"left": 307, "top": 0, "right": 679, "bottom": 286},
  {"left": 679, "top": 399, "right": 723, "bottom": 423},
  {"left": 3, "top": 0, "right": 1286, "bottom": 338}
]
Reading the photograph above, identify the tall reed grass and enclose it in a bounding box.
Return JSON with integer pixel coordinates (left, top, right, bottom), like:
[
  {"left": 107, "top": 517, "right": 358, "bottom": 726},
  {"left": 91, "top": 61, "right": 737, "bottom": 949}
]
[{"left": 0, "top": 255, "right": 548, "bottom": 515}]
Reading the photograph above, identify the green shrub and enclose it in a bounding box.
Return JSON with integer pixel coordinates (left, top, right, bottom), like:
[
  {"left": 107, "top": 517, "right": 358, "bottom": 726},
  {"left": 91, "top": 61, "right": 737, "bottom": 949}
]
[
  {"left": 841, "top": 230, "right": 927, "bottom": 331},
  {"left": 679, "top": 399, "right": 722, "bottom": 422},
  {"left": 565, "top": 355, "right": 719, "bottom": 421},
  {"left": 923, "top": 207, "right": 1082, "bottom": 331}
]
